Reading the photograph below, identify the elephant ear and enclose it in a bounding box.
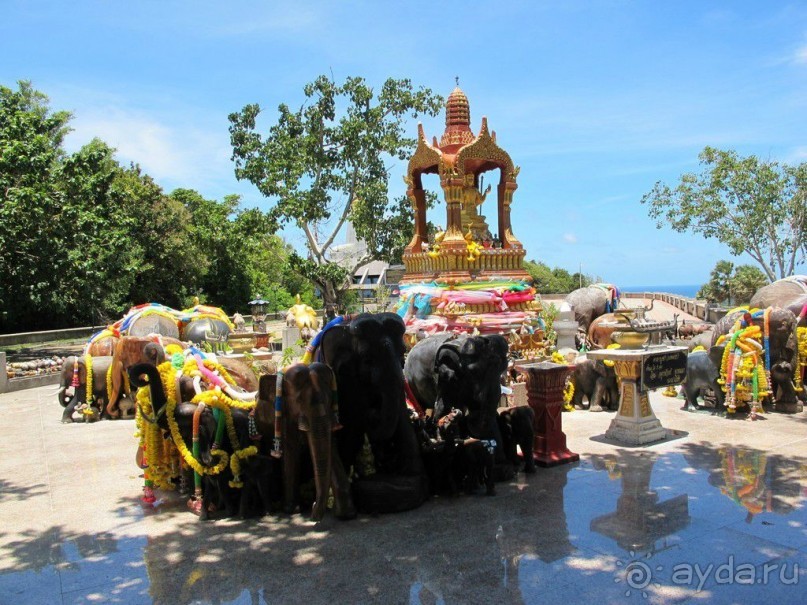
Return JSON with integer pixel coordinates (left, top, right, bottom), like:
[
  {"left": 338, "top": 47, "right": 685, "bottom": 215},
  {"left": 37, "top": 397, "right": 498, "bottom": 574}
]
[
  {"left": 143, "top": 342, "right": 165, "bottom": 365},
  {"left": 253, "top": 374, "right": 277, "bottom": 436},
  {"left": 484, "top": 334, "right": 510, "bottom": 374},
  {"left": 378, "top": 312, "right": 406, "bottom": 339},
  {"left": 435, "top": 343, "right": 462, "bottom": 390},
  {"left": 309, "top": 362, "right": 335, "bottom": 413},
  {"left": 348, "top": 315, "right": 382, "bottom": 357}
]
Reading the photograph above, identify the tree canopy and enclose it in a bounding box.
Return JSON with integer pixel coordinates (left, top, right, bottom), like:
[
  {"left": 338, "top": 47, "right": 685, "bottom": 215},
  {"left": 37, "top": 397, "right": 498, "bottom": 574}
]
[
  {"left": 0, "top": 81, "right": 302, "bottom": 333},
  {"left": 642, "top": 147, "right": 807, "bottom": 281},
  {"left": 228, "top": 75, "right": 443, "bottom": 306},
  {"left": 696, "top": 260, "right": 768, "bottom": 306},
  {"left": 524, "top": 260, "right": 593, "bottom": 294}
]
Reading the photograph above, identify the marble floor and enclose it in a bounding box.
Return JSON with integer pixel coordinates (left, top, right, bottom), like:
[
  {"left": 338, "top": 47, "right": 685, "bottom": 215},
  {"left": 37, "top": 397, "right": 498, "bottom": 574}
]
[{"left": 1, "top": 385, "right": 806, "bottom": 604}]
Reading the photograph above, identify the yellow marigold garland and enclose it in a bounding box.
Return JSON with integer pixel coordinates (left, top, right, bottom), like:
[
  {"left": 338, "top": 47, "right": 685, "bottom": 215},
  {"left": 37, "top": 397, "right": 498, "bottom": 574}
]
[
  {"left": 229, "top": 445, "right": 258, "bottom": 488},
  {"left": 134, "top": 358, "right": 259, "bottom": 487},
  {"left": 551, "top": 351, "right": 566, "bottom": 364},
  {"left": 165, "top": 396, "right": 229, "bottom": 476},
  {"left": 106, "top": 363, "right": 114, "bottom": 405},
  {"left": 562, "top": 377, "right": 574, "bottom": 411},
  {"left": 135, "top": 386, "right": 176, "bottom": 489},
  {"left": 81, "top": 353, "right": 95, "bottom": 416},
  {"left": 181, "top": 358, "right": 237, "bottom": 387}
]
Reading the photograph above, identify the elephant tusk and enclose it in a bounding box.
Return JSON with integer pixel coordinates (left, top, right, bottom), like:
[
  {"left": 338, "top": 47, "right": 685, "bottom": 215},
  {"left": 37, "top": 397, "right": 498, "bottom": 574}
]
[
  {"left": 223, "top": 385, "right": 258, "bottom": 401},
  {"left": 193, "top": 375, "right": 203, "bottom": 395}
]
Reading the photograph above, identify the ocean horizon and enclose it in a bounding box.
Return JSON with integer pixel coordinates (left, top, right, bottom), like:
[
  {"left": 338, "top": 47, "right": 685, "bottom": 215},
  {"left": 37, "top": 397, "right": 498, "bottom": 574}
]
[{"left": 622, "top": 284, "right": 701, "bottom": 298}]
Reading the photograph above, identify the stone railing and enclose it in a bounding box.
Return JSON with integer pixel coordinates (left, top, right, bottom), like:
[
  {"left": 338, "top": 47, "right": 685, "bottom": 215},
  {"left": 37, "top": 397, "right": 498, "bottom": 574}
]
[{"left": 622, "top": 292, "right": 727, "bottom": 323}]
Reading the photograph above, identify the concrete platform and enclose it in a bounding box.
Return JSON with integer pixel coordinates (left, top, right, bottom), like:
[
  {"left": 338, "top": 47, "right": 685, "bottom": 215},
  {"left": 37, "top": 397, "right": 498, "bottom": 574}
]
[{"left": 1, "top": 385, "right": 806, "bottom": 604}]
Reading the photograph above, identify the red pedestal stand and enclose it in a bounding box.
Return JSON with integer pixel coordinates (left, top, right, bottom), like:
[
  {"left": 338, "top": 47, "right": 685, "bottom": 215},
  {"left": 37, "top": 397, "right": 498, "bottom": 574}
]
[{"left": 520, "top": 361, "right": 579, "bottom": 467}]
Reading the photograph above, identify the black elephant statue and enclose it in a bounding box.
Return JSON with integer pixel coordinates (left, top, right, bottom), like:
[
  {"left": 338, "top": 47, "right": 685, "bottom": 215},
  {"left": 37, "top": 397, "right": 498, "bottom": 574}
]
[
  {"left": 181, "top": 317, "right": 232, "bottom": 349},
  {"left": 681, "top": 348, "right": 725, "bottom": 412},
  {"left": 567, "top": 357, "right": 619, "bottom": 412},
  {"left": 252, "top": 366, "right": 356, "bottom": 521},
  {"left": 58, "top": 355, "right": 114, "bottom": 423},
  {"left": 711, "top": 306, "right": 803, "bottom": 412},
  {"left": 404, "top": 332, "right": 516, "bottom": 482},
  {"left": 315, "top": 312, "right": 428, "bottom": 514}
]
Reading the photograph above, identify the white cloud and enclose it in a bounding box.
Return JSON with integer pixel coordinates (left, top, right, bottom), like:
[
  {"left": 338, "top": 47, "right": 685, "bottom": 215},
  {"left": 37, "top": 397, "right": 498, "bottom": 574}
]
[
  {"left": 794, "top": 43, "right": 807, "bottom": 64},
  {"left": 64, "top": 105, "right": 235, "bottom": 195},
  {"left": 563, "top": 233, "right": 578, "bottom": 244}
]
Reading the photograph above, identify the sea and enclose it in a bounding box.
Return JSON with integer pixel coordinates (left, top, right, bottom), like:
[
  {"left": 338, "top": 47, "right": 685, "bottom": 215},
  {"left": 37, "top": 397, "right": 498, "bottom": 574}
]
[{"left": 622, "top": 284, "right": 701, "bottom": 298}]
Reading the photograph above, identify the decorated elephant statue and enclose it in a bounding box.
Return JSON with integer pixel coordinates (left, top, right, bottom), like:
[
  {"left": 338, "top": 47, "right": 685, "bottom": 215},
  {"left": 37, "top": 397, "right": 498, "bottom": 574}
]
[
  {"left": 128, "top": 362, "right": 234, "bottom": 520},
  {"left": 711, "top": 306, "right": 802, "bottom": 413},
  {"left": 85, "top": 330, "right": 119, "bottom": 356},
  {"left": 565, "top": 283, "right": 621, "bottom": 333},
  {"left": 179, "top": 305, "right": 235, "bottom": 349},
  {"left": 58, "top": 355, "right": 114, "bottom": 423},
  {"left": 107, "top": 335, "right": 186, "bottom": 418},
  {"left": 252, "top": 367, "right": 356, "bottom": 521},
  {"left": 749, "top": 276, "right": 807, "bottom": 311},
  {"left": 404, "top": 332, "right": 516, "bottom": 482},
  {"left": 314, "top": 312, "right": 428, "bottom": 513},
  {"left": 567, "top": 356, "right": 619, "bottom": 412},
  {"left": 180, "top": 317, "right": 232, "bottom": 348}
]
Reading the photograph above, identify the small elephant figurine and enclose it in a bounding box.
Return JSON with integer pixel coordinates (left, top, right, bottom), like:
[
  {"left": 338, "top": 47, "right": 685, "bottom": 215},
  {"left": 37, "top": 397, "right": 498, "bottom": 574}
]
[
  {"left": 681, "top": 347, "right": 725, "bottom": 412},
  {"left": 58, "top": 355, "right": 114, "bottom": 422},
  {"left": 568, "top": 357, "right": 619, "bottom": 412}
]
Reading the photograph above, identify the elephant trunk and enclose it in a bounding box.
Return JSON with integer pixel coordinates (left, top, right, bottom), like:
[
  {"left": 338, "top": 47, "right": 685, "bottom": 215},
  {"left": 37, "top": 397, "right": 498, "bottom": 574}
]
[
  {"left": 57, "top": 385, "right": 67, "bottom": 407},
  {"left": 307, "top": 366, "right": 332, "bottom": 522},
  {"left": 306, "top": 412, "right": 332, "bottom": 522},
  {"left": 128, "top": 363, "right": 168, "bottom": 427}
]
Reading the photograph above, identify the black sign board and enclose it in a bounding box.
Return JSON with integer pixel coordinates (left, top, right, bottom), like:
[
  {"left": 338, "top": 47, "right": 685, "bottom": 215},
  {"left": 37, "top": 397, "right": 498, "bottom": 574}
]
[{"left": 641, "top": 350, "right": 687, "bottom": 390}]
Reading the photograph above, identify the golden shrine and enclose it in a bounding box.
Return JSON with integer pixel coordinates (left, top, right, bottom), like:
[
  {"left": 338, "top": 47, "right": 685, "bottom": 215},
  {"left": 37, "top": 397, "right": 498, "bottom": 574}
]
[
  {"left": 396, "top": 85, "right": 543, "bottom": 340},
  {"left": 401, "top": 84, "right": 531, "bottom": 284}
]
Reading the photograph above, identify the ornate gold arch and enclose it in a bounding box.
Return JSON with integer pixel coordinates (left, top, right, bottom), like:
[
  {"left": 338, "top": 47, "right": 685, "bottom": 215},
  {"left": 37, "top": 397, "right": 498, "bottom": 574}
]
[{"left": 454, "top": 117, "right": 516, "bottom": 181}]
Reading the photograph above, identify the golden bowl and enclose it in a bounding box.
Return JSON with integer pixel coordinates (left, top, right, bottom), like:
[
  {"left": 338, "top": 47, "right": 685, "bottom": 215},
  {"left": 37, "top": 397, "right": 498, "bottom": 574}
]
[{"left": 611, "top": 330, "right": 649, "bottom": 349}]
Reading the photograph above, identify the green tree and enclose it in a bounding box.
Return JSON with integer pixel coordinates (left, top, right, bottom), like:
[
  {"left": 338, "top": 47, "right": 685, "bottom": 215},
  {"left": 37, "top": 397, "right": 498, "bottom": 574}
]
[
  {"left": 53, "top": 139, "right": 143, "bottom": 325},
  {"left": 524, "top": 260, "right": 592, "bottom": 294},
  {"left": 642, "top": 147, "right": 807, "bottom": 281},
  {"left": 0, "top": 81, "right": 71, "bottom": 330},
  {"left": 732, "top": 265, "right": 768, "bottom": 305},
  {"left": 697, "top": 260, "right": 735, "bottom": 304},
  {"left": 696, "top": 260, "right": 769, "bottom": 306},
  {"left": 170, "top": 188, "right": 310, "bottom": 314},
  {"left": 228, "top": 75, "right": 443, "bottom": 306}
]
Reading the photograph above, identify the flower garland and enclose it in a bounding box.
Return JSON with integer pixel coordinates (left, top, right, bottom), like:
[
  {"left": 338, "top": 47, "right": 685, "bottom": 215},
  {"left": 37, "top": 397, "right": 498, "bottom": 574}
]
[
  {"left": 562, "top": 377, "right": 575, "bottom": 411},
  {"left": 135, "top": 386, "right": 176, "bottom": 489},
  {"left": 189, "top": 389, "right": 258, "bottom": 480},
  {"left": 181, "top": 357, "right": 236, "bottom": 387},
  {"left": 229, "top": 445, "right": 258, "bottom": 488},
  {"left": 80, "top": 353, "right": 95, "bottom": 416},
  {"left": 165, "top": 395, "right": 229, "bottom": 476},
  {"left": 717, "top": 317, "right": 769, "bottom": 413},
  {"left": 106, "top": 363, "right": 115, "bottom": 407}
]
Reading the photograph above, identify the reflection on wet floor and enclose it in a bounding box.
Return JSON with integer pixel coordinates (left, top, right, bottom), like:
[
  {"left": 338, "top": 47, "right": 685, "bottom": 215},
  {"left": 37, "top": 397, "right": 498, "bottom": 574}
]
[{"left": 2, "top": 445, "right": 806, "bottom": 604}]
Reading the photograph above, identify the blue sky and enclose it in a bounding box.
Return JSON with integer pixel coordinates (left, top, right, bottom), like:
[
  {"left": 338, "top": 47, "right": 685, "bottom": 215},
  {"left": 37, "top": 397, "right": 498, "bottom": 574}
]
[{"left": 2, "top": 0, "right": 806, "bottom": 287}]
